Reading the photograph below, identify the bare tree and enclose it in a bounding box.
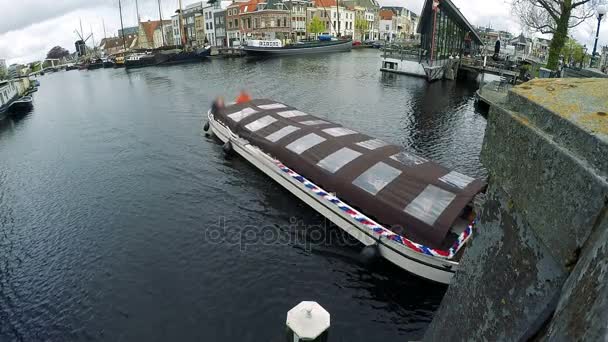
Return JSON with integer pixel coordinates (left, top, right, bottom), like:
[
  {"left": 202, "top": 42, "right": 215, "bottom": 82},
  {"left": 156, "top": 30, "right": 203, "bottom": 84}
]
[{"left": 512, "top": 0, "right": 602, "bottom": 70}]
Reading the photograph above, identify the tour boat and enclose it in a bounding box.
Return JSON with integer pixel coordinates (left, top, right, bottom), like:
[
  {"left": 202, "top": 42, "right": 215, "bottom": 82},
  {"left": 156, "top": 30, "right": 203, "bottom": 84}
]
[
  {"left": 243, "top": 39, "right": 352, "bottom": 56},
  {"left": 205, "top": 99, "right": 485, "bottom": 284}
]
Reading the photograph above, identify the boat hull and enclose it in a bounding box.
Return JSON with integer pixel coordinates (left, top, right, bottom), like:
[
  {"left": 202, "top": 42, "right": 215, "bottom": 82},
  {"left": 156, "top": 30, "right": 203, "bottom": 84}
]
[
  {"left": 125, "top": 52, "right": 173, "bottom": 69},
  {"left": 207, "top": 111, "right": 459, "bottom": 284},
  {"left": 244, "top": 40, "right": 352, "bottom": 56},
  {"left": 164, "top": 47, "right": 211, "bottom": 64}
]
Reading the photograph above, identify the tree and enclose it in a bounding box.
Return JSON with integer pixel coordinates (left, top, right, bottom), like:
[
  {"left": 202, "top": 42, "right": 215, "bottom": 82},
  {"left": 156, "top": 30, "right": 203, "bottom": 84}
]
[
  {"left": 355, "top": 17, "right": 368, "bottom": 41},
  {"left": 308, "top": 17, "right": 325, "bottom": 37},
  {"left": 512, "top": 0, "right": 600, "bottom": 70},
  {"left": 46, "top": 46, "right": 70, "bottom": 60},
  {"left": 561, "top": 37, "right": 586, "bottom": 64}
]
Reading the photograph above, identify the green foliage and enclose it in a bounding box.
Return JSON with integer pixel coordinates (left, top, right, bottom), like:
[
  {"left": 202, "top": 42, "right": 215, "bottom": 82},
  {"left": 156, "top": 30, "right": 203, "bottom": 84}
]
[
  {"left": 308, "top": 17, "right": 325, "bottom": 36},
  {"left": 561, "top": 37, "right": 586, "bottom": 64},
  {"left": 355, "top": 17, "right": 368, "bottom": 40}
]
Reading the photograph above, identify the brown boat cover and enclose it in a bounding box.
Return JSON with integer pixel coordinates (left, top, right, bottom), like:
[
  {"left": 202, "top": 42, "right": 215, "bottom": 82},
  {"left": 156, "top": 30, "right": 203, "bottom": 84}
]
[{"left": 214, "top": 99, "right": 486, "bottom": 249}]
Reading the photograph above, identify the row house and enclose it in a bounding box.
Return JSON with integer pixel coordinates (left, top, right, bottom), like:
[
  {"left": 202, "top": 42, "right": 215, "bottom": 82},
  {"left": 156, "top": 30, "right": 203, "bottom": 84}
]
[
  {"left": 343, "top": 0, "right": 380, "bottom": 41},
  {"left": 287, "top": 0, "right": 309, "bottom": 40},
  {"left": 137, "top": 20, "right": 172, "bottom": 49},
  {"left": 226, "top": 2, "right": 244, "bottom": 46},
  {"left": 379, "top": 6, "right": 417, "bottom": 41},
  {"left": 214, "top": 8, "right": 227, "bottom": 46},
  {"left": 171, "top": 14, "right": 183, "bottom": 45},
  {"left": 99, "top": 34, "right": 138, "bottom": 55},
  {"left": 240, "top": 0, "right": 292, "bottom": 40},
  {"left": 184, "top": 2, "right": 204, "bottom": 47},
  {"left": 195, "top": 12, "right": 206, "bottom": 46},
  {"left": 309, "top": 0, "right": 355, "bottom": 37}
]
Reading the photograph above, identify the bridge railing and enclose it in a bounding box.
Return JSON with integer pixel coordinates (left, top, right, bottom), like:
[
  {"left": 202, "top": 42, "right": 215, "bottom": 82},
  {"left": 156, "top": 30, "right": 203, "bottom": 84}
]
[{"left": 382, "top": 44, "right": 426, "bottom": 62}]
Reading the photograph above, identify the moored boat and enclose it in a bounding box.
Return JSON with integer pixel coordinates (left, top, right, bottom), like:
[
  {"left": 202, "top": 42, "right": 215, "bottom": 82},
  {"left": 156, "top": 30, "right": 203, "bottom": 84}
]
[
  {"left": 125, "top": 50, "right": 174, "bottom": 69},
  {"left": 102, "top": 58, "right": 114, "bottom": 68},
  {"left": 243, "top": 39, "right": 352, "bottom": 56},
  {"left": 206, "top": 99, "right": 486, "bottom": 284},
  {"left": 164, "top": 46, "right": 212, "bottom": 64},
  {"left": 8, "top": 96, "right": 33, "bottom": 113},
  {"left": 87, "top": 58, "right": 104, "bottom": 70}
]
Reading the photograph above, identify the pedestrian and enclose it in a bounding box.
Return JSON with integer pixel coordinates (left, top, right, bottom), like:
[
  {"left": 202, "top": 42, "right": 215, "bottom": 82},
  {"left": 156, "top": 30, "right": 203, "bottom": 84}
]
[{"left": 211, "top": 96, "right": 225, "bottom": 115}]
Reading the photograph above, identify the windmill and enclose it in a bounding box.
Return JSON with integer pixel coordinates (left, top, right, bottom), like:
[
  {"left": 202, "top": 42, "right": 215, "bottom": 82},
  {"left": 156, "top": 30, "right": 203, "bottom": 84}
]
[{"left": 74, "top": 19, "right": 93, "bottom": 58}]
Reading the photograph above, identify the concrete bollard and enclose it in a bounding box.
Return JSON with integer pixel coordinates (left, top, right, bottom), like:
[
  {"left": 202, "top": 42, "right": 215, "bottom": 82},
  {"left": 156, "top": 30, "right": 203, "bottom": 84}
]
[{"left": 286, "top": 301, "right": 330, "bottom": 342}]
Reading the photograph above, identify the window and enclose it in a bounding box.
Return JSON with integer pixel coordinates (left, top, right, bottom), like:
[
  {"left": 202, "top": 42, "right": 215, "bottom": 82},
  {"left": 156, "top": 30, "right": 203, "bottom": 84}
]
[
  {"left": 228, "top": 107, "right": 258, "bottom": 122},
  {"left": 245, "top": 116, "right": 278, "bottom": 132},
  {"left": 353, "top": 162, "right": 401, "bottom": 195},
  {"left": 277, "top": 110, "right": 307, "bottom": 118},
  {"left": 300, "top": 120, "right": 330, "bottom": 126},
  {"left": 317, "top": 148, "right": 362, "bottom": 173},
  {"left": 258, "top": 103, "right": 287, "bottom": 110},
  {"left": 385, "top": 25, "right": 389, "bottom": 30},
  {"left": 391, "top": 152, "right": 427, "bottom": 166},
  {"left": 323, "top": 127, "right": 357, "bottom": 137},
  {"left": 439, "top": 171, "right": 474, "bottom": 189},
  {"left": 286, "top": 133, "right": 326, "bottom": 154},
  {"left": 265, "top": 126, "right": 300, "bottom": 142},
  {"left": 283, "top": 18, "right": 287, "bottom": 27},
  {"left": 404, "top": 185, "right": 456, "bottom": 226}
]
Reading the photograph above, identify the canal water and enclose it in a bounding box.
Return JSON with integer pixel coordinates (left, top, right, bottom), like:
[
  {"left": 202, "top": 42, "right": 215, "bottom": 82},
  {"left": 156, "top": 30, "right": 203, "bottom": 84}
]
[{"left": 0, "top": 50, "right": 486, "bottom": 341}]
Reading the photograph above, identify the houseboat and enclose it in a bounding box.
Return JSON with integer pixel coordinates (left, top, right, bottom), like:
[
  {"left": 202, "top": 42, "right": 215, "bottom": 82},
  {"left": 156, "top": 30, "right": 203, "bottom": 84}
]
[
  {"left": 243, "top": 38, "right": 352, "bottom": 56},
  {"left": 1, "top": 78, "right": 32, "bottom": 116},
  {"left": 205, "top": 99, "right": 485, "bottom": 284}
]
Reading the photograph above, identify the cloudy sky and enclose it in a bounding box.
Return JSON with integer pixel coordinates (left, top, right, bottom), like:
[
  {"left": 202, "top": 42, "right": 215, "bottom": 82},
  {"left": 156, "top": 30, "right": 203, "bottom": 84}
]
[{"left": 1, "top": 0, "right": 607, "bottom": 64}]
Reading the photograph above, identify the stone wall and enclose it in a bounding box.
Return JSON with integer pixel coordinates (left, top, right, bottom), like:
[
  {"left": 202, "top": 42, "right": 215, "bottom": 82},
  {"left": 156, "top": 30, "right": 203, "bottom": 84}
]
[{"left": 424, "top": 78, "right": 608, "bottom": 341}]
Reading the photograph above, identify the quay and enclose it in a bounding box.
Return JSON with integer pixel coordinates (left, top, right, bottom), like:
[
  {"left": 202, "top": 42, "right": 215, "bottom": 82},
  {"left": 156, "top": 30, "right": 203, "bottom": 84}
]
[{"left": 425, "top": 78, "right": 608, "bottom": 341}]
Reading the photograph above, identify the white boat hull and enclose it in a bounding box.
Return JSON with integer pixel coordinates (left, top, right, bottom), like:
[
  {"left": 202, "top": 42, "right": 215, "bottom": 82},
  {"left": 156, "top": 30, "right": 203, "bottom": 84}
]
[
  {"left": 380, "top": 57, "right": 427, "bottom": 78},
  {"left": 208, "top": 112, "right": 460, "bottom": 284}
]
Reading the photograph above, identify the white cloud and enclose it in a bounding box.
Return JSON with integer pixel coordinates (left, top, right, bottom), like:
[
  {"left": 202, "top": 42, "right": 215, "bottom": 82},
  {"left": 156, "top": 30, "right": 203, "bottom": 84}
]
[{"left": 1, "top": 0, "right": 607, "bottom": 64}]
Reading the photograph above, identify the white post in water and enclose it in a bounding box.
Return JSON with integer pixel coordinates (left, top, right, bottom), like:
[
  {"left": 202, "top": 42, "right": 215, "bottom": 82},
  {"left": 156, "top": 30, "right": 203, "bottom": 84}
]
[{"left": 286, "top": 301, "right": 330, "bottom": 342}]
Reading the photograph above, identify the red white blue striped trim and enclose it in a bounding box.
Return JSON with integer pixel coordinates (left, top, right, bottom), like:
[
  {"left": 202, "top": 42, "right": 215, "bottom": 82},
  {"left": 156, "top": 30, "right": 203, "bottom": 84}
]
[{"left": 274, "top": 160, "right": 473, "bottom": 260}]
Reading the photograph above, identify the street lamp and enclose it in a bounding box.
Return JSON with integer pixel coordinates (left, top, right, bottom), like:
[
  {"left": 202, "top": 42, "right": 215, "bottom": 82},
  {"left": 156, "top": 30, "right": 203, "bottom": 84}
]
[{"left": 590, "top": 4, "right": 607, "bottom": 68}]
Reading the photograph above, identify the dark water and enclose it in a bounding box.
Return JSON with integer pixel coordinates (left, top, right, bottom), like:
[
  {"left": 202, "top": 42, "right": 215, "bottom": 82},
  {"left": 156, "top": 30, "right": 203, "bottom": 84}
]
[{"left": 0, "top": 50, "right": 486, "bottom": 341}]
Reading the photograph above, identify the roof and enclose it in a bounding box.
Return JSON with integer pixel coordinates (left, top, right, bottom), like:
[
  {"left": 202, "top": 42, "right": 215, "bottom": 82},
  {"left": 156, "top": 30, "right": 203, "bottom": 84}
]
[
  {"left": 510, "top": 33, "right": 527, "bottom": 45},
  {"left": 139, "top": 20, "right": 170, "bottom": 43},
  {"left": 379, "top": 9, "right": 393, "bottom": 20},
  {"left": 314, "top": 0, "right": 338, "bottom": 7},
  {"left": 418, "top": 0, "right": 483, "bottom": 45},
  {"left": 215, "top": 99, "right": 485, "bottom": 249},
  {"left": 239, "top": 0, "right": 260, "bottom": 13},
  {"left": 341, "top": 0, "right": 380, "bottom": 10},
  {"left": 100, "top": 35, "right": 138, "bottom": 50}
]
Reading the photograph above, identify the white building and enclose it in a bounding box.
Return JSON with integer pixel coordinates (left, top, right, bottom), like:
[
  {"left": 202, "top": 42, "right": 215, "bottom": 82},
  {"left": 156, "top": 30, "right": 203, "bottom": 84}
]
[
  {"left": 171, "top": 14, "right": 182, "bottom": 46},
  {"left": 203, "top": 4, "right": 216, "bottom": 46},
  {"left": 315, "top": 6, "right": 355, "bottom": 37},
  {"left": 364, "top": 10, "right": 378, "bottom": 40},
  {"left": 379, "top": 17, "right": 394, "bottom": 41},
  {"left": 202, "top": 1, "right": 231, "bottom": 47}
]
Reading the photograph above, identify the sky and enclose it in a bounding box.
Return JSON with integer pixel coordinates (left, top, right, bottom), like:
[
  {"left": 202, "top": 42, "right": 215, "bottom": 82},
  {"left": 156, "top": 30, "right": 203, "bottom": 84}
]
[{"left": 1, "top": 0, "right": 607, "bottom": 64}]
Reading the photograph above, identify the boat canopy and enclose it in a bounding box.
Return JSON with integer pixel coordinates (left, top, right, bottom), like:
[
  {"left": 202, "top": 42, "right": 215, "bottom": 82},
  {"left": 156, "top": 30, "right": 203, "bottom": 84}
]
[{"left": 215, "top": 99, "right": 486, "bottom": 248}]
